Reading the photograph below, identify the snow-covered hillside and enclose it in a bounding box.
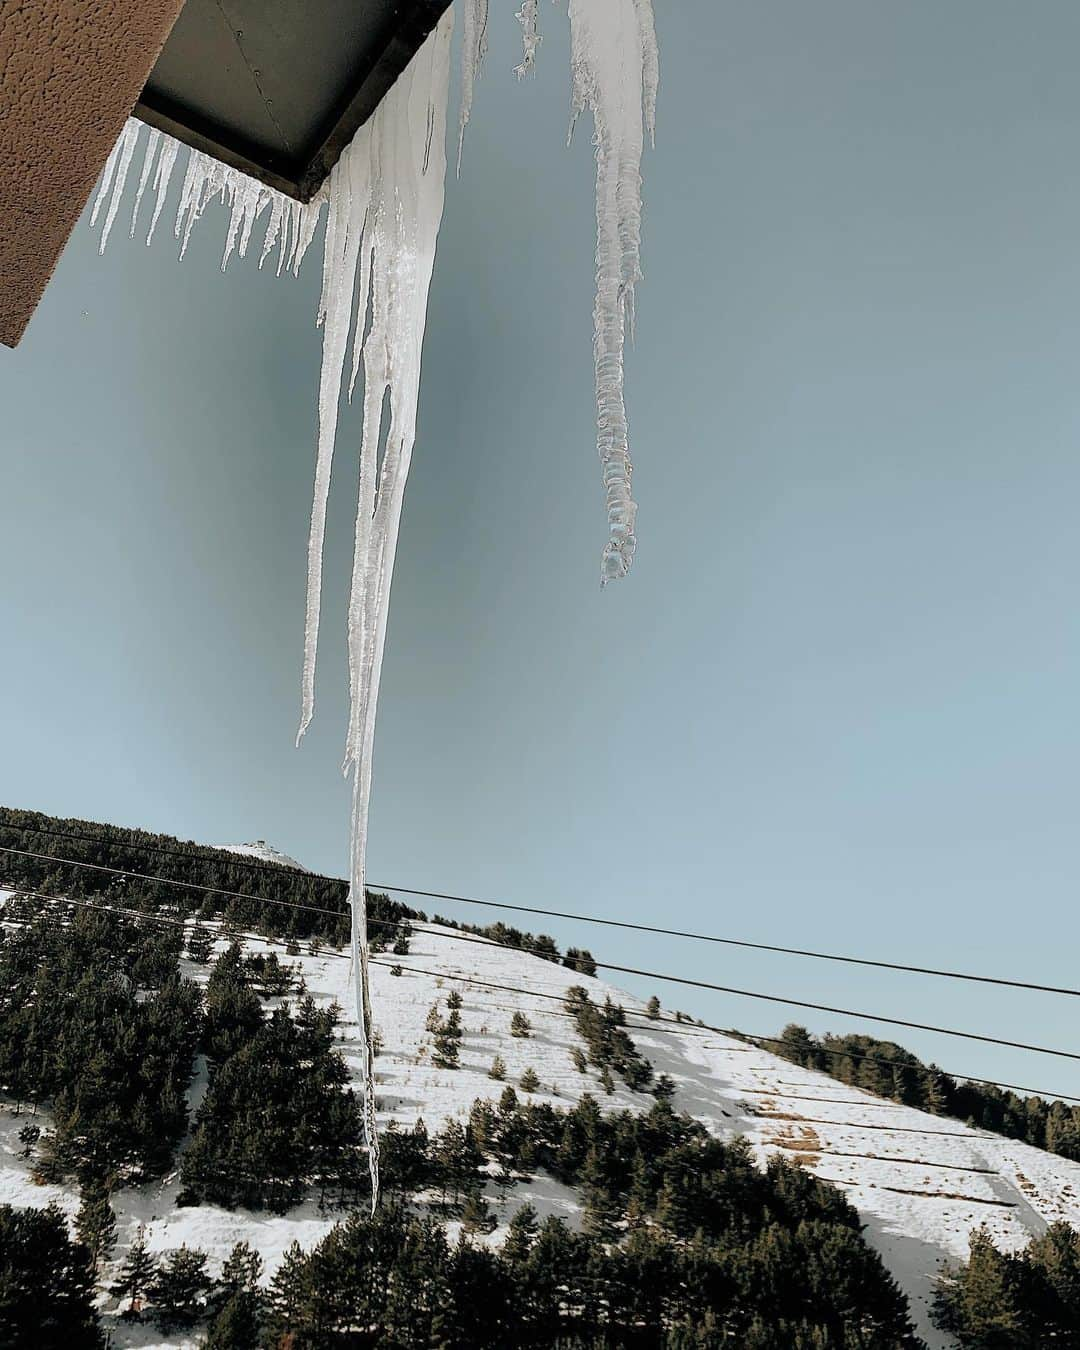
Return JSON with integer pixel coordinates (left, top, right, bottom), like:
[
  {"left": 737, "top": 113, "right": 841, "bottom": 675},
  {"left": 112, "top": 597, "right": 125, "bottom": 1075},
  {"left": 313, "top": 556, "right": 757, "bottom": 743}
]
[
  {"left": 2, "top": 910, "right": 1078, "bottom": 1349},
  {"left": 214, "top": 841, "right": 309, "bottom": 872}
]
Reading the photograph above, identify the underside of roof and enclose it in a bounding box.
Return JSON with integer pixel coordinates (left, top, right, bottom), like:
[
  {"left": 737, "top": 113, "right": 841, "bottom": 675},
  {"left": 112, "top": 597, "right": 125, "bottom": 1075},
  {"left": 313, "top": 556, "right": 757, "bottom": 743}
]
[
  {"left": 135, "top": 0, "right": 455, "bottom": 202},
  {"left": 1, "top": 0, "right": 454, "bottom": 346}
]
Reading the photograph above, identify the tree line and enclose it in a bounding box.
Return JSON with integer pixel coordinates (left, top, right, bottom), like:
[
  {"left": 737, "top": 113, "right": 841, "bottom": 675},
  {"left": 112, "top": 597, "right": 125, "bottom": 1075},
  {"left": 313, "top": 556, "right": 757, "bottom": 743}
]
[
  {"left": 178, "top": 942, "right": 367, "bottom": 1212},
  {"left": 0, "top": 898, "right": 200, "bottom": 1187},
  {"left": 0, "top": 805, "right": 598, "bottom": 977},
  {"left": 4, "top": 1089, "right": 928, "bottom": 1347},
  {"left": 933, "top": 1221, "right": 1080, "bottom": 1348},
  {"left": 766, "top": 1024, "right": 1080, "bottom": 1162}
]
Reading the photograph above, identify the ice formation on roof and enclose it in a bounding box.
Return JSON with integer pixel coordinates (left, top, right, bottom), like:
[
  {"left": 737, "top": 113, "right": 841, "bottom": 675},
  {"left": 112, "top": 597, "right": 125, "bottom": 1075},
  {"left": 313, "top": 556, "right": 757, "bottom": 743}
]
[{"left": 92, "top": 0, "right": 656, "bottom": 1208}]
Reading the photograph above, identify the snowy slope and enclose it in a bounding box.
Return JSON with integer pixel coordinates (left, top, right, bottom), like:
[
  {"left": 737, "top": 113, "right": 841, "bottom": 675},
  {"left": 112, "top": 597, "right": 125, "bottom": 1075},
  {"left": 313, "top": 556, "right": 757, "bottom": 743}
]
[
  {"left": 213, "top": 841, "right": 309, "bottom": 871},
  {"left": 3, "top": 913, "right": 1079, "bottom": 1349}
]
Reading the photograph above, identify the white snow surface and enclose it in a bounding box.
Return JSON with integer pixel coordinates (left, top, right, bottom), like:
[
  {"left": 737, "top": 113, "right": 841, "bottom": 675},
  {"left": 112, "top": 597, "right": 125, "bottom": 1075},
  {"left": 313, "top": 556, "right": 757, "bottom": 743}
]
[
  {"left": 4, "top": 907, "right": 1080, "bottom": 1348},
  {"left": 214, "top": 841, "right": 308, "bottom": 871}
]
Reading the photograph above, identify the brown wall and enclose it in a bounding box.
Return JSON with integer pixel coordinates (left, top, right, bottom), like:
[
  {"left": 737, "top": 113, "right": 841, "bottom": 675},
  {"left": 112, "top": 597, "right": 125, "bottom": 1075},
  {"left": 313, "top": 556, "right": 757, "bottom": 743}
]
[{"left": 0, "top": 0, "right": 186, "bottom": 347}]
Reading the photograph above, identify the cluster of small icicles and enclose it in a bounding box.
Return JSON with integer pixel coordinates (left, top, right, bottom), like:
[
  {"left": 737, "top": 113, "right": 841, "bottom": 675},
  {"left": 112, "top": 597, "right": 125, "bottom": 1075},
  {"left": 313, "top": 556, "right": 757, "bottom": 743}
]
[{"left": 93, "top": 0, "right": 655, "bottom": 1209}]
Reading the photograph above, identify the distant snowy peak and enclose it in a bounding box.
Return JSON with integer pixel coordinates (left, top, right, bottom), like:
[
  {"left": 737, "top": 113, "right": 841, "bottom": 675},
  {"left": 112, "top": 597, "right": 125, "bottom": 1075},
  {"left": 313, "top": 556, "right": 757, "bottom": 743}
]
[{"left": 215, "top": 840, "right": 308, "bottom": 872}]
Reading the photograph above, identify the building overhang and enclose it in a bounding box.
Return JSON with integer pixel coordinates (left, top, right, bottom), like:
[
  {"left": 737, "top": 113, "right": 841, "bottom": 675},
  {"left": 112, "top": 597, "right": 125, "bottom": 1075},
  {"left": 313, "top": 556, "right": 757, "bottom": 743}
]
[
  {"left": 1, "top": 0, "right": 453, "bottom": 347},
  {"left": 134, "top": 0, "right": 454, "bottom": 204}
]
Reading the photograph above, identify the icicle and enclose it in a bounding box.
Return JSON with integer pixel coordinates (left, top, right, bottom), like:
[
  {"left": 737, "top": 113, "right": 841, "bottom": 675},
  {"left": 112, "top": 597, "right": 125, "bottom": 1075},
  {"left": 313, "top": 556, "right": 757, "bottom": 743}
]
[
  {"left": 90, "top": 0, "right": 655, "bottom": 1212},
  {"left": 289, "top": 200, "right": 322, "bottom": 276},
  {"left": 174, "top": 151, "right": 204, "bottom": 255},
  {"left": 297, "top": 175, "right": 367, "bottom": 747},
  {"left": 567, "top": 0, "right": 656, "bottom": 583},
  {"left": 634, "top": 0, "right": 659, "bottom": 144},
  {"left": 99, "top": 121, "right": 141, "bottom": 254},
  {"left": 146, "top": 137, "right": 179, "bottom": 246},
  {"left": 458, "top": 0, "right": 489, "bottom": 172},
  {"left": 130, "top": 128, "right": 161, "bottom": 238},
  {"left": 515, "top": 0, "right": 542, "bottom": 78},
  {"left": 261, "top": 198, "right": 284, "bottom": 269},
  {"left": 311, "top": 14, "right": 454, "bottom": 1210},
  {"left": 89, "top": 134, "right": 123, "bottom": 229},
  {"left": 222, "top": 175, "right": 271, "bottom": 271}
]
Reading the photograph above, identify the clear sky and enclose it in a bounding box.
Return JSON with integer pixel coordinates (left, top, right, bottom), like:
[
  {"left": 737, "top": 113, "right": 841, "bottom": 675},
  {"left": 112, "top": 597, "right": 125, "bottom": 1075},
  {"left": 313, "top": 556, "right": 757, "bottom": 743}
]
[{"left": 4, "top": 1, "right": 1080, "bottom": 1098}]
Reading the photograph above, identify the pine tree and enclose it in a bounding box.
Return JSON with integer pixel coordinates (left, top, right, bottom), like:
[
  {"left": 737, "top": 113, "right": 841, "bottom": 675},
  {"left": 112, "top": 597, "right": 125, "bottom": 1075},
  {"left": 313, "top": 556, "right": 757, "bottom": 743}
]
[
  {"left": 571, "top": 1047, "right": 587, "bottom": 1073},
  {"left": 933, "top": 1226, "right": 1025, "bottom": 1346},
  {"left": 203, "top": 1290, "right": 263, "bottom": 1350},
  {"left": 432, "top": 1029, "right": 460, "bottom": 1069},
  {"left": 625, "top": 1153, "right": 652, "bottom": 1231},
  {"left": 520, "top": 1067, "right": 540, "bottom": 1093},
  {"left": 654, "top": 1176, "right": 690, "bottom": 1236},
  {"left": 488, "top": 1055, "right": 506, "bottom": 1081},
  {"left": 504, "top": 1202, "right": 540, "bottom": 1262},
  {"left": 580, "top": 1147, "right": 620, "bottom": 1246},
  {"left": 646, "top": 995, "right": 661, "bottom": 1020},
  {"left": 16, "top": 1123, "right": 40, "bottom": 1158},
  {"left": 185, "top": 922, "right": 214, "bottom": 963},
  {"left": 856, "top": 1055, "right": 888, "bottom": 1097},
  {"left": 267, "top": 1240, "right": 313, "bottom": 1335},
  {"left": 74, "top": 1185, "right": 116, "bottom": 1273},
  {"left": 149, "top": 1246, "right": 212, "bottom": 1331},
  {"left": 435, "top": 1121, "right": 482, "bottom": 1204},
  {"left": 219, "top": 1241, "right": 263, "bottom": 1298},
  {"left": 924, "top": 1067, "right": 950, "bottom": 1116},
  {"left": 564, "top": 948, "right": 598, "bottom": 977},
  {"left": 446, "top": 989, "right": 463, "bottom": 1011},
  {"left": 510, "top": 1011, "right": 531, "bottom": 1038},
  {"left": 0, "top": 1203, "right": 103, "bottom": 1349},
  {"left": 111, "top": 1226, "right": 157, "bottom": 1320},
  {"left": 460, "top": 1187, "right": 496, "bottom": 1235},
  {"left": 425, "top": 1002, "right": 442, "bottom": 1034}
]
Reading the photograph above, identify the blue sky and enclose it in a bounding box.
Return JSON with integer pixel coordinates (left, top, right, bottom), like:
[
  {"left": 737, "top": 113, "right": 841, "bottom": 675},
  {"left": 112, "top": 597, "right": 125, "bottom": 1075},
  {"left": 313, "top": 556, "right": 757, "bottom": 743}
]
[{"left": 4, "top": 1, "right": 1080, "bottom": 1096}]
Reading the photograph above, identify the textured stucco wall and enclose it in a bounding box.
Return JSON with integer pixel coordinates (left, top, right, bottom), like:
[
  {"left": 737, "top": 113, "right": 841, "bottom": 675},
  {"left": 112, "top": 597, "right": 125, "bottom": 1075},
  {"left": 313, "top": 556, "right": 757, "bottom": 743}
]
[{"left": 0, "top": 0, "right": 186, "bottom": 347}]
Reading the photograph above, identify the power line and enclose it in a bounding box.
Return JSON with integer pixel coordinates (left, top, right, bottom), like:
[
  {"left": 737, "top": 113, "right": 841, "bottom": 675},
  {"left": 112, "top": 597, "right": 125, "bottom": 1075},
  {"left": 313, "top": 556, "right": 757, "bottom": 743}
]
[
  {"left": 0, "top": 842, "right": 615, "bottom": 970},
  {"left": 367, "top": 882, "right": 1080, "bottom": 1001},
  {"left": 6, "top": 883, "right": 1080, "bottom": 1108},
  {"left": 5, "top": 842, "right": 1080, "bottom": 1065},
  {"left": 0, "top": 821, "right": 340, "bottom": 883},
  {"left": 9, "top": 841, "right": 1080, "bottom": 1067},
  {"left": 735, "top": 1033, "right": 1080, "bottom": 1107},
  {"left": 0, "top": 884, "right": 697, "bottom": 1041},
  {"left": 0, "top": 843, "right": 347, "bottom": 921},
  {"left": 6, "top": 820, "right": 1077, "bottom": 1001}
]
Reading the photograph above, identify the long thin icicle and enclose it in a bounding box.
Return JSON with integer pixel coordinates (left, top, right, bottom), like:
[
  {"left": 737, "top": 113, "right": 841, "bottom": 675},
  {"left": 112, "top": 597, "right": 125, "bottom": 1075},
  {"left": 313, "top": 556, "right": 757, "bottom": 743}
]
[
  {"left": 89, "top": 135, "right": 123, "bottom": 229},
  {"left": 316, "top": 14, "right": 454, "bottom": 1210},
  {"left": 130, "top": 128, "right": 162, "bottom": 239},
  {"left": 99, "top": 121, "right": 141, "bottom": 254},
  {"left": 146, "top": 136, "right": 179, "bottom": 246},
  {"left": 458, "top": 0, "right": 489, "bottom": 171},
  {"left": 568, "top": 0, "right": 656, "bottom": 583}
]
